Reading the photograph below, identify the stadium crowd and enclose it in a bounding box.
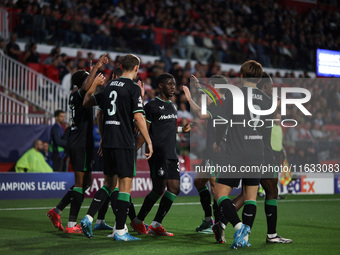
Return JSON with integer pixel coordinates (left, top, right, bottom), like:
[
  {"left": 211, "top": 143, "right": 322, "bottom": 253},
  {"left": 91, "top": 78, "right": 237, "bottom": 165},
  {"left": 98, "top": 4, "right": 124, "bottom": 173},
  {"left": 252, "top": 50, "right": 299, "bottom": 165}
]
[
  {"left": 3, "top": 0, "right": 340, "bottom": 70},
  {"left": 1, "top": 0, "right": 339, "bottom": 166}
]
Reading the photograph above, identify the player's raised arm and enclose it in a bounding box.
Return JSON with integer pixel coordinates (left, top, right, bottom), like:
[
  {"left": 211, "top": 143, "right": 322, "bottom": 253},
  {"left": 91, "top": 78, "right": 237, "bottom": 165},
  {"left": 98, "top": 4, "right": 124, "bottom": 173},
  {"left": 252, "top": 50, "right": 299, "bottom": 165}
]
[
  {"left": 183, "top": 86, "right": 211, "bottom": 119},
  {"left": 83, "top": 73, "right": 106, "bottom": 107},
  {"left": 134, "top": 112, "right": 153, "bottom": 159},
  {"left": 79, "top": 54, "right": 109, "bottom": 97}
]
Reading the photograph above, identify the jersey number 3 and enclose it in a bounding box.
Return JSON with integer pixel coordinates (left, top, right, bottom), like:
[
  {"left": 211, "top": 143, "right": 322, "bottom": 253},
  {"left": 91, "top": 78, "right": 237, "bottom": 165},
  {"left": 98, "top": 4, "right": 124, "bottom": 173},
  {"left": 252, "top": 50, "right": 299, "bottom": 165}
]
[{"left": 108, "top": 91, "right": 118, "bottom": 116}]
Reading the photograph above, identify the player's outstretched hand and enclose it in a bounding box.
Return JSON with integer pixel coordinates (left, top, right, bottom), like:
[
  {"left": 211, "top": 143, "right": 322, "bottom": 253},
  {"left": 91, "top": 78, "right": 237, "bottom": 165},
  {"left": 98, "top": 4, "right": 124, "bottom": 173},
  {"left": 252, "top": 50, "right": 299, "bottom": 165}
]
[
  {"left": 212, "top": 142, "right": 221, "bottom": 153},
  {"left": 183, "top": 86, "right": 191, "bottom": 102},
  {"left": 97, "top": 140, "right": 103, "bottom": 157},
  {"left": 137, "top": 80, "right": 145, "bottom": 98},
  {"left": 97, "top": 53, "right": 109, "bottom": 68},
  {"left": 144, "top": 143, "right": 153, "bottom": 160},
  {"left": 190, "top": 75, "right": 201, "bottom": 88},
  {"left": 94, "top": 73, "right": 106, "bottom": 86},
  {"left": 183, "top": 121, "right": 197, "bottom": 132}
]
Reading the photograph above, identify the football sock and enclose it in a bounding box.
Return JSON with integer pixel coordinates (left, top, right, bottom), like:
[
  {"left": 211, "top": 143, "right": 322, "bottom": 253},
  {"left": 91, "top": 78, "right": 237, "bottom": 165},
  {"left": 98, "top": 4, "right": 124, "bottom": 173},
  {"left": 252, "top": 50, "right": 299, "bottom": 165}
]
[
  {"left": 110, "top": 188, "right": 119, "bottom": 217},
  {"left": 128, "top": 197, "right": 136, "bottom": 221},
  {"left": 87, "top": 185, "right": 111, "bottom": 218},
  {"left": 265, "top": 199, "right": 277, "bottom": 234},
  {"left": 69, "top": 187, "right": 84, "bottom": 222},
  {"left": 153, "top": 191, "right": 176, "bottom": 224},
  {"left": 151, "top": 221, "right": 161, "bottom": 228},
  {"left": 67, "top": 221, "right": 77, "bottom": 228},
  {"left": 198, "top": 186, "right": 212, "bottom": 218},
  {"left": 116, "top": 192, "right": 130, "bottom": 230},
  {"left": 242, "top": 200, "right": 257, "bottom": 228},
  {"left": 137, "top": 190, "right": 161, "bottom": 221},
  {"left": 97, "top": 196, "right": 110, "bottom": 220},
  {"left": 217, "top": 196, "right": 241, "bottom": 227},
  {"left": 56, "top": 185, "right": 74, "bottom": 213},
  {"left": 213, "top": 199, "right": 223, "bottom": 223},
  {"left": 96, "top": 219, "right": 104, "bottom": 225}
]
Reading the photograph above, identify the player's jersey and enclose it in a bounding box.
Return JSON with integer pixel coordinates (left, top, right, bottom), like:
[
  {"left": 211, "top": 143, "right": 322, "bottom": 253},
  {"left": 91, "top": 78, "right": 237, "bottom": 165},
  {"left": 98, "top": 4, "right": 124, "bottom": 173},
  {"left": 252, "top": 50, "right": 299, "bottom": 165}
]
[
  {"left": 205, "top": 98, "right": 226, "bottom": 161},
  {"left": 68, "top": 89, "right": 94, "bottom": 149},
  {"left": 257, "top": 92, "right": 275, "bottom": 165},
  {"left": 144, "top": 97, "right": 177, "bottom": 160},
  {"left": 93, "top": 77, "right": 144, "bottom": 149},
  {"left": 218, "top": 86, "right": 266, "bottom": 165}
]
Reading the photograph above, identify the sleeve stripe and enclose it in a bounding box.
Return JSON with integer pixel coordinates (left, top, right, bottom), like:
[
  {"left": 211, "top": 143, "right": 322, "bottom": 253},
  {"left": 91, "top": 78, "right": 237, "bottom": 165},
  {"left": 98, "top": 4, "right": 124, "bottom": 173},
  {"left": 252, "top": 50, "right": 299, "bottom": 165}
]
[
  {"left": 206, "top": 110, "right": 213, "bottom": 119},
  {"left": 78, "top": 89, "right": 83, "bottom": 98},
  {"left": 146, "top": 119, "right": 152, "bottom": 123},
  {"left": 133, "top": 109, "right": 144, "bottom": 114},
  {"left": 92, "top": 94, "right": 98, "bottom": 105}
]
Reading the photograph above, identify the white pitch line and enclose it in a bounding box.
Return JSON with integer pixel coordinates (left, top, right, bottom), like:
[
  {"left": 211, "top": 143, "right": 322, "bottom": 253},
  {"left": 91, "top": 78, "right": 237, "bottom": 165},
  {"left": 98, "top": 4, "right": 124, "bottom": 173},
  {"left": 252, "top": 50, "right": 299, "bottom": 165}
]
[{"left": 0, "top": 198, "right": 340, "bottom": 211}]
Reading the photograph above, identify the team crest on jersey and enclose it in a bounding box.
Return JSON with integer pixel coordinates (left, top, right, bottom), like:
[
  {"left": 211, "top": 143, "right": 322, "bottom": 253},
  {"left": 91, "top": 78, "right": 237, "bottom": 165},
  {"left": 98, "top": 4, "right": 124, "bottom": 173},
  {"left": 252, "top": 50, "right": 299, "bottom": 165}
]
[{"left": 158, "top": 167, "right": 164, "bottom": 176}]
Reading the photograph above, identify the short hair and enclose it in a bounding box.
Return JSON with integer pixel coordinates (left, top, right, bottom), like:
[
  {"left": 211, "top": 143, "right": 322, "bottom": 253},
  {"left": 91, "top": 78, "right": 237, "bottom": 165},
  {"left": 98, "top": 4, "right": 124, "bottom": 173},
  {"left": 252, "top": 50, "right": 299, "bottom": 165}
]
[
  {"left": 121, "top": 54, "right": 140, "bottom": 71},
  {"left": 209, "top": 75, "right": 229, "bottom": 94},
  {"left": 33, "top": 139, "right": 41, "bottom": 148},
  {"left": 209, "top": 75, "right": 228, "bottom": 86},
  {"left": 257, "top": 72, "right": 272, "bottom": 89},
  {"left": 157, "top": 73, "right": 174, "bottom": 85},
  {"left": 240, "top": 60, "right": 263, "bottom": 84},
  {"left": 113, "top": 67, "right": 123, "bottom": 78},
  {"left": 54, "top": 110, "right": 64, "bottom": 117},
  {"left": 71, "top": 70, "right": 89, "bottom": 88}
]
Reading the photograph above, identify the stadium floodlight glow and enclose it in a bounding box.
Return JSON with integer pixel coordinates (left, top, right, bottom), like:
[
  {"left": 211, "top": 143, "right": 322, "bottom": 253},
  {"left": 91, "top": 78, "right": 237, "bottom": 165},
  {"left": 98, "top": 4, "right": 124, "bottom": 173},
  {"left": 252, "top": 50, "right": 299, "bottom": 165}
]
[
  {"left": 316, "top": 49, "right": 340, "bottom": 77},
  {"left": 201, "top": 85, "right": 311, "bottom": 116}
]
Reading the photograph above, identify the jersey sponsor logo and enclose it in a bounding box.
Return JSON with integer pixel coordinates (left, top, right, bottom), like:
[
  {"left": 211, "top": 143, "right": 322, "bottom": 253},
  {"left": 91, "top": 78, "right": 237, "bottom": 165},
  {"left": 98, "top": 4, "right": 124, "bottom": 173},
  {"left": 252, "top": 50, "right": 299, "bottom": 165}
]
[
  {"left": 180, "top": 172, "right": 193, "bottom": 194},
  {"left": 159, "top": 114, "right": 177, "bottom": 120},
  {"left": 105, "top": 120, "right": 121, "bottom": 125},
  {"left": 159, "top": 106, "right": 165, "bottom": 110}
]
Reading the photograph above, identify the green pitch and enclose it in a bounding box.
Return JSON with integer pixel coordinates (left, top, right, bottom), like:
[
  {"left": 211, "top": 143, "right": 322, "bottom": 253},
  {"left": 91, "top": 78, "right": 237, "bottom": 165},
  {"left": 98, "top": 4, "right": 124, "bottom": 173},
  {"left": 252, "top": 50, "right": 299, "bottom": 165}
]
[{"left": 0, "top": 195, "right": 340, "bottom": 255}]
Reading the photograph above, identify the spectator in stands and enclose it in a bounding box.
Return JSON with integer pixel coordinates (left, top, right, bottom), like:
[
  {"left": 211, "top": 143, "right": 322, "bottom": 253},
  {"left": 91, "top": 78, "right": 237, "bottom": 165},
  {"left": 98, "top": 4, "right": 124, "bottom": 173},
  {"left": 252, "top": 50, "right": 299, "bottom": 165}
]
[
  {"left": 59, "top": 58, "right": 74, "bottom": 82},
  {"left": 6, "top": 33, "right": 21, "bottom": 61},
  {"left": 15, "top": 139, "right": 53, "bottom": 173},
  {"left": 160, "top": 49, "right": 173, "bottom": 72},
  {"left": 177, "top": 102, "right": 192, "bottom": 120},
  {"left": 271, "top": 113, "right": 287, "bottom": 166},
  {"left": 44, "top": 55, "right": 62, "bottom": 83},
  {"left": 61, "top": 66, "right": 77, "bottom": 94},
  {"left": 41, "top": 141, "right": 53, "bottom": 167},
  {"left": 50, "top": 110, "right": 67, "bottom": 171},
  {"left": 23, "top": 42, "right": 40, "bottom": 64},
  {"left": 42, "top": 47, "right": 59, "bottom": 65}
]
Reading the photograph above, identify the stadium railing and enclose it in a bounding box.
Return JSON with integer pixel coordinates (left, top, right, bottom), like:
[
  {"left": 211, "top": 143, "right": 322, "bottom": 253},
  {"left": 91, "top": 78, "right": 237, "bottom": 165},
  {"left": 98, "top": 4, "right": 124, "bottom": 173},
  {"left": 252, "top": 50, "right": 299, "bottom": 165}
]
[
  {"left": 0, "top": 91, "right": 54, "bottom": 124},
  {"left": 0, "top": 50, "right": 69, "bottom": 122}
]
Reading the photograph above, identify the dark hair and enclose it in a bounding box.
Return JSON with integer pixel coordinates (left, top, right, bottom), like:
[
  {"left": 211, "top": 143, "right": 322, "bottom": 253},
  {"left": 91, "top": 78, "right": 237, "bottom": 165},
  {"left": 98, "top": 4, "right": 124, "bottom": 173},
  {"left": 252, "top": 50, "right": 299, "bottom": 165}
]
[
  {"left": 157, "top": 73, "right": 174, "bottom": 85},
  {"left": 121, "top": 54, "right": 140, "bottom": 71},
  {"left": 113, "top": 67, "right": 123, "bottom": 78},
  {"left": 209, "top": 75, "right": 228, "bottom": 86},
  {"left": 240, "top": 60, "right": 263, "bottom": 84},
  {"left": 54, "top": 110, "right": 64, "bottom": 117},
  {"left": 209, "top": 75, "right": 229, "bottom": 94},
  {"left": 71, "top": 70, "right": 89, "bottom": 88},
  {"left": 257, "top": 72, "right": 272, "bottom": 89},
  {"left": 32, "top": 139, "right": 41, "bottom": 148}
]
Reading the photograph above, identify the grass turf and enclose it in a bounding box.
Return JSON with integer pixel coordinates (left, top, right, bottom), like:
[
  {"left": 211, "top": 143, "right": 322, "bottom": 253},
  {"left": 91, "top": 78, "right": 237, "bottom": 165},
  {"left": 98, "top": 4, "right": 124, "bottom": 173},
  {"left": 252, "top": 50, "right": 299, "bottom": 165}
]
[{"left": 0, "top": 195, "right": 340, "bottom": 255}]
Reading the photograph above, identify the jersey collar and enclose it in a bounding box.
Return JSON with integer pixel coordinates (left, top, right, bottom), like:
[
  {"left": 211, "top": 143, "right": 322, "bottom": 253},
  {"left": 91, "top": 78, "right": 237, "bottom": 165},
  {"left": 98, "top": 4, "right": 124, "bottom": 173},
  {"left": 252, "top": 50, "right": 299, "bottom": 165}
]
[{"left": 156, "top": 96, "right": 171, "bottom": 103}]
